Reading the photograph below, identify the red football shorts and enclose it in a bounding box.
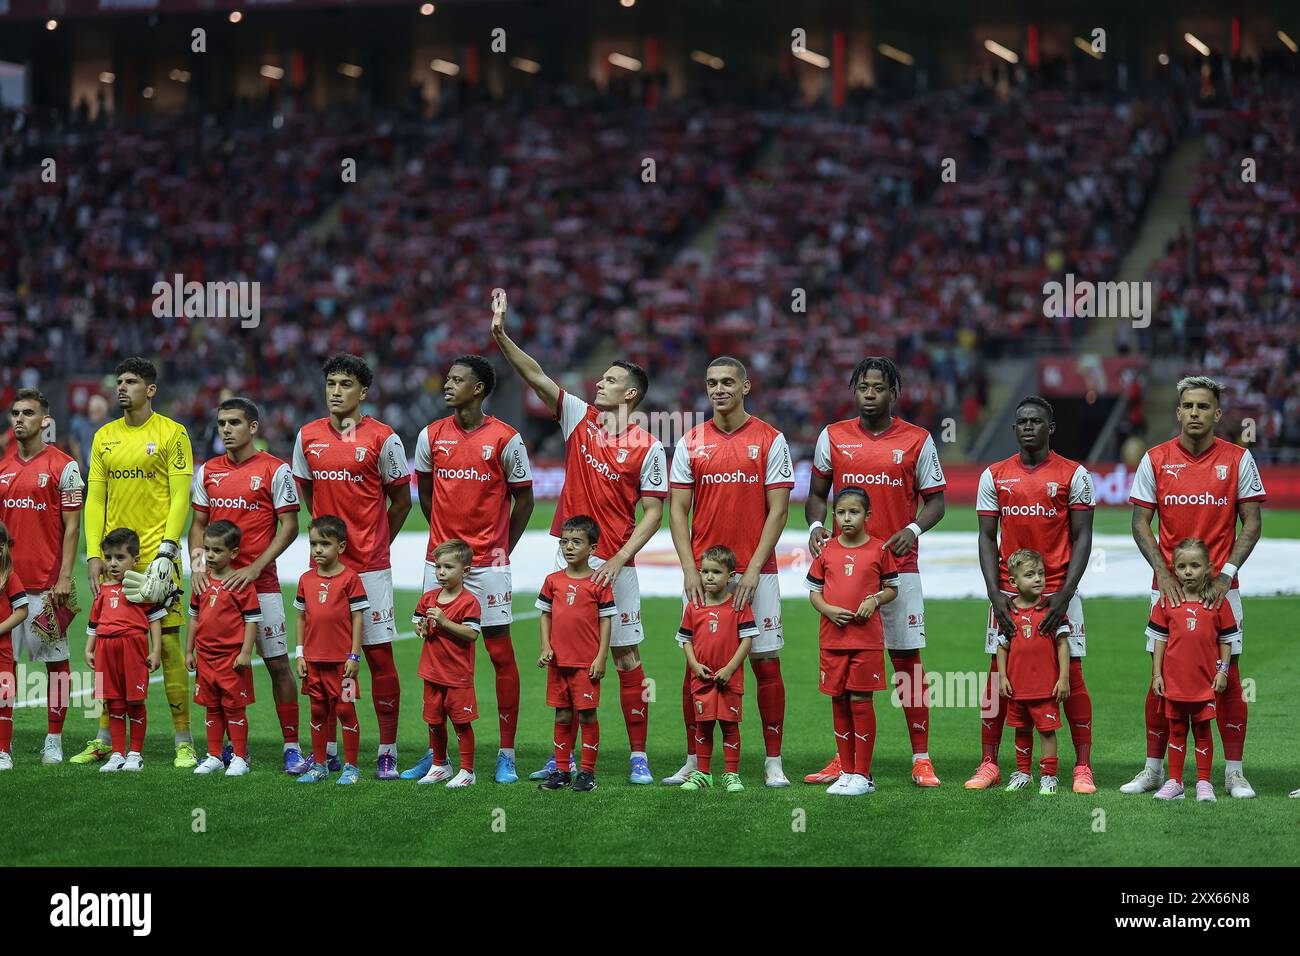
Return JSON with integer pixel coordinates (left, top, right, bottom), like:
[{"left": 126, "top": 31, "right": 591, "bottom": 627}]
[
  {"left": 0, "top": 651, "right": 15, "bottom": 707},
  {"left": 1164, "top": 697, "right": 1216, "bottom": 723},
  {"left": 1006, "top": 697, "right": 1063, "bottom": 731},
  {"left": 547, "top": 665, "right": 600, "bottom": 711},
  {"left": 818, "top": 646, "right": 886, "bottom": 697},
  {"left": 423, "top": 679, "right": 478, "bottom": 724},
  {"left": 95, "top": 632, "right": 151, "bottom": 702},
  {"left": 690, "top": 676, "right": 743, "bottom": 722},
  {"left": 194, "top": 650, "right": 255, "bottom": 708},
  {"left": 302, "top": 660, "right": 362, "bottom": 703}
]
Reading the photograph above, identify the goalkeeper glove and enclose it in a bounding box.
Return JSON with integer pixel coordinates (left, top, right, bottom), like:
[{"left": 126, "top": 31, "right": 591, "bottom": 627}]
[{"left": 124, "top": 541, "right": 180, "bottom": 606}]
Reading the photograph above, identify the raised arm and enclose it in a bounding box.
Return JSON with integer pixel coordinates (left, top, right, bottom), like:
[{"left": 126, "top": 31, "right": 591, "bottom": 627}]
[{"left": 490, "top": 295, "right": 561, "bottom": 415}]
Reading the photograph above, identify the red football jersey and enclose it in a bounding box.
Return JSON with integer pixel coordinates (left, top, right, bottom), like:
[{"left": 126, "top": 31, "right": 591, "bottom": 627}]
[
  {"left": 291, "top": 416, "right": 410, "bottom": 573},
  {"left": 188, "top": 578, "right": 264, "bottom": 658},
  {"left": 413, "top": 586, "right": 482, "bottom": 688},
  {"left": 0, "top": 570, "right": 29, "bottom": 653},
  {"left": 1001, "top": 603, "right": 1071, "bottom": 700},
  {"left": 550, "top": 391, "right": 668, "bottom": 562},
  {"left": 812, "top": 417, "right": 946, "bottom": 574},
  {"left": 0, "top": 446, "right": 85, "bottom": 590},
  {"left": 804, "top": 537, "right": 899, "bottom": 649},
  {"left": 413, "top": 415, "right": 533, "bottom": 566},
  {"left": 193, "top": 451, "right": 299, "bottom": 593},
  {"left": 534, "top": 569, "right": 617, "bottom": 667},
  {"left": 976, "top": 451, "right": 1095, "bottom": 592},
  {"left": 669, "top": 416, "right": 795, "bottom": 574},
  {"left": 1146, "top": 601, "right": 1240, "bottom": 702},
  {"left": 674, "top": 601, "right": 759, "bottom": 693},
  {"left": 1129, "top": 438, "right": 1266, "bottom": 589},
  {"left": 87, "top": 582, "right": 168, "bottom": 639},
  {"left": 293, "top": 567, "right": 370, "bottom": 661}
]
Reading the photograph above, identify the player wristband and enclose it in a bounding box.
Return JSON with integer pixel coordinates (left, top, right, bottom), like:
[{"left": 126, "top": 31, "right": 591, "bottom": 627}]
[
  {"left": 906, "top": 522, "right": 923, "bottom": 538},
  {"left": 809, "top": 520, "right": 825, "bottom": 533},
  {"left": 1216, "top": 661, "right": 1230, "bottom": 674},
  {"left": 157, "top": 540, "right": 179, "bottom": 562},
  {"left": 348, "top": 653, "right": 362, "bottom": 663},
  {"left": 295, "top": 646, "right": 305, "bottom": 660},
  {"left": 1219, "top": 563, "right": 1238, "bottom": 579}
]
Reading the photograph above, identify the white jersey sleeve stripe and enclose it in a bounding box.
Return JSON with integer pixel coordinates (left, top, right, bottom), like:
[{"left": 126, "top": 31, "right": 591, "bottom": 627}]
[
  {"left": 1068, "top": 464, "right": 1096, "bottom": 508},
  {"left": 557, "top": 391, "right": 589, "bottom": 441},
  {"left": 379, "top": 433, "right": 410, "bottom": 484},
  {"left": 501, "top": 432, "right": 534, "bottom": 485},
  {"left": 413, "top": 427, "right": 434, "bottom": 474},
  {"left": 812, "top": 427, "right": 832, "bottom": 477},
  {"left": 1129, "top": 452, "right": 1156, "bottom": 504},
  {"left": 765, "top": 432, "right": 795, "bottom": 486},
  {"left": 975, "top": 466, "right": 998, "bottom": 514},
  {"left": 916, "top": 434, "right": 946, "bottom": 491},
  {"left": 191, "top": 462, "right": 209, "bottom": 508},
  {"left": 669, "top": 435, "right": 694, "bottom": 486}
]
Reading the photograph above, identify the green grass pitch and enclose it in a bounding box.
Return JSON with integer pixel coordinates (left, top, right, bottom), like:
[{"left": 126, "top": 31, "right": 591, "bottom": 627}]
[{"left": 3, "top": 505, "right": 1298, "bottom": 867}]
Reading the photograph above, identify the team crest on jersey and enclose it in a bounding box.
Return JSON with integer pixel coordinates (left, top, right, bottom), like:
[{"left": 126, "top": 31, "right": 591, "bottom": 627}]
[
  {"left": 616, "top": 448, "right": 629, "bottom": 464},
  {"left": 249, "top": 475, "right": 262, "bottom": 491},
  {"left": 110, "top": 596, "right": 119, "bottom": 608},
  {"left": 708, "top": 612, "right": 720, "bottom": 633},
  {"left": 1046, "top": 481, "right": 1058, "bottom": 497},
  {"left": 748, "top": 444, "right": 760, "bottom": 460},
  {"left": 1216, "top": 465, "right": 1228, "bottom": 480},
  {"left": 1186, "top": 615, "right": 1197, "bottom": 631},
  {"left": 892, "top": 449, "right": 904, "bottom": 464},
  {"left": 38, "top": 473, "right": 49, "bottom": 487},
  {"left": 482, "top": 444, "right": 494, "bottom": 460},
  {"left": 146, "top": 442, "right": 157, "bottom": 456},
  {"left": 355, "top": 447, "right": 367, "bottom": 462},
  {"left": 844, "top": 555, "right": 855, "bottom": 577},
  {"left": 566, "top": 585, "right": 578, "bottom": 606}
]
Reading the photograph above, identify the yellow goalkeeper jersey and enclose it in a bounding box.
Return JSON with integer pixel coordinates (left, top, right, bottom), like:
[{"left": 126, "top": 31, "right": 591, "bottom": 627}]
[{"left": 85, "top": 411, "right": 194, "bottom": 568}]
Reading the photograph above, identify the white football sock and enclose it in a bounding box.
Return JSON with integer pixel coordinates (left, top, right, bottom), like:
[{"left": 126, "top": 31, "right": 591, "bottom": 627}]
[
  {"left": 175, "top": 731, "right": 192, "bottom": 745},
  {"left": 378, "top": 743, "right": 396, "bottom": 757},
  {"left": 326, "top": 742, "right": 338, "bottom": 756},
  {"left": 912, "top": 752, "right": 930, "bottom": 763},
  {"left": 630, "top": 750, "right": 647, "bottom": 760},
  {"left": 1145, "top": 757, "right": 1163, "bottom": 773},
  {"left": 500, "top": 747, "right": 516, "bottom": 759},
  {"left": 1225, "top": 760, "right": 1243, "bottom": 777}
]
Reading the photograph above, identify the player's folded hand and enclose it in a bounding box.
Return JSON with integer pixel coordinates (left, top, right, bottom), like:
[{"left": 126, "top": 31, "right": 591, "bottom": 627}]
[
  {"left": 235, "top": 652, "right": 252, "bottom": 670},
  {"left": 1151, "top": 675, "right": 1165, "bottom": 697},
  {"left": 184, "top": 652, "right": 196, "bottom": 672},
  {"left": 999, "top": 677, "right": 1013, "bottom": 698},
  {"left": 295, "top": 656, "right": 308, "bottom": 679},
  {"left": 538, "top": 647, "right": 554, "bottom": 667},
  {"left": 146, "top": 654, "right": 159, "bottom": 672},
  {"left": 1054, "top": 679, "right": 1071, "bottom": 703}
]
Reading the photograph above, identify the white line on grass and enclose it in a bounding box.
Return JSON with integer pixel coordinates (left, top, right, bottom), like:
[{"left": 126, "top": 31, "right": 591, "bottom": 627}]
[{"left": 15, "top": 609, "right": 543, "bottom": 709}]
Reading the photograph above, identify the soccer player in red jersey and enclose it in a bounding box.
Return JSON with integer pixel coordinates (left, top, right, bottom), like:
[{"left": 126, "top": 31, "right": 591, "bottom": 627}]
[
  {"left": 805, "top": 487, "right": 899, "bottom": 796},
  {"left": 1123, "top": 376, "right": 1264, "bottom": 799},
  {"left": 994, "top": 549, "right": 1072, "bottom": 797},
  {"left": 185, "top": 521, "right": 263, "bottom": 777},
  {"left": 291, "top": 354, "right": 412, "bottom": 779},
  {"left": 293, "top": 516, "right": 370, "bottom": 785},
  {"left": 968, "top": 395, "right": 1097, "bottom": 793},
  {"left": 676, "top": 545, "right": 758, "bottom": 794},
  {"left": 1148, "top": 539, "right": 1238, "bottom": 803},
  {"left": 411, "top": 355, "right": 534, "bottom": 784},
  {"left": 535, "top": 516, "right": 616, "bottom": 793},
  {"left": 0, "top": 522, "right": 31, "bottom": 770},
  {"left": 806, "top": 357, "right": 945, "bottom": 786},
  {"left": 85, "top": 529, "right": 166, "bottom": 772},
  {"left": 491, "top": 294, "right": 666, "bottom": 785},
  {"left": 0, "top": 388, "right": 84, "bottom": 764},
  {"left": 666, "top": 356, "right": 794, "bottom": 788},
  {"left": 411, "top": 539, "right": 483, "bottom": 789},
  {"left": 190, "top": 398, "right": 306, "bottom": 774}
]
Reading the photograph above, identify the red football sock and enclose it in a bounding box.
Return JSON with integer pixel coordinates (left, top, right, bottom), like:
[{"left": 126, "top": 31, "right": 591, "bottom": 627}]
[
  {"left": 46, "top": 660, "right": 71, "bottom": 734},
  {"left": 695, "top": 719, "right": 715, "bottom": 774},
  {"left": 1167, "top": 716, "right": 1189, "bottom": 783},
  {"left": 750, "top": 658, "right": 785, "bottom": 757},
  {"left": 364, "top": 644, "right": 400, "bottom": 748},
  {"left": 484, "top": 635, "right": 520, "bottom": 749},
  {"left": 832, "top": 696, "right": 855, "bottom": 775},
  {"left": 890, "top": 650, "right": 929, "bottom": 754},
  {"left": 579, "top": 718, "right": 599, "bottom": 773},
  {"left": 850, "top": 697, "right": 876, "bottom": 778},
  {"left": 429, "top": 722, "right": 448, "bottom": 765},
  {"left": 554, "top": 717, "right": 577, "bottom": 770},
  {"left": 1039, "top": 754, "right": 1058, "bottom": 777},
  {"left": 310, "top": 697, "right": 329, "bottom": 764},
  {"left": 336, "top": 700, "right": 360, "bottom": 766},
  {"left": 0, "top": 701, "right": 11, "bottom": 753},
  {"left": 1215, "top": 659, "right": 1247, "bottom": 762},
  {"left": 224, "top": 705, "right": 249, "bottom": 759},
  {"left": 205, "top": 706, "right": 226, "bottom": 756},
  {"left": 126, "top": 701, "right": 147, "bottom": 753},
  {"left": 275, "top": 702, "right": 300, "bottom": 746},
  {"left": 108, "top": 701, "right": 127, "bottom": 755},
  {"left": 1064, "top": 658, "right": 1092, "bottom": 767},
  {"left": 681, "top": 667, "right": 695, "bottom": 757},
  {"left": 1014, "top": 729, "right": 1033, "bottom": 774},
  {"left": 981, "top": 656, "right": 1006, "bottom": 763},
  {"left": 618, "top": 665, "right": 648, "bottom": 752},
  {"left": 1145, "top": 683, "right": 1168, "bottom": 759},
  {"left": 721, "top": 721, "right": 741, "bottom": 772},
  {"left": 1192, "top": 719, "right": 1214, "bottom": 782},
  {"left": 452, "top": 722, "right": 475, "bottom": 772}
]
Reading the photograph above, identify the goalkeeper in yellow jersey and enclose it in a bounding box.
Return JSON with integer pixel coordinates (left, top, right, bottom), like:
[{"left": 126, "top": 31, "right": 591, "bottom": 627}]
[{"left": 71, "top": 358, "right": 197, "bottom": 768}]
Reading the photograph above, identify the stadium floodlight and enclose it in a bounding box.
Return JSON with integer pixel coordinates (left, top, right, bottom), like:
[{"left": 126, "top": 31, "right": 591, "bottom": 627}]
[
  {"left": 169, "top": 69, "right": 191, "bottom": 83},
  {"left": 690, "top": 50, "right": 725, "bottom": 70},
  {"left": 45, "top": 19, "right": 57, "bottom": 30},
  {"left": 338, "top": 63, "right": 363, "bottom": 78},
  {"left": 984, "top": 39, "right": 1019, "bottom": 64},
  {"left": 793, "top": 48, "right": 830, "bottom": 69},
  {"left": 420, "top": 3, "right": 435, "bottom": 15},
  {"left": 431, "top": 59, "right": 460, "bottom": 75},
  {"left": 260, "top": 65, "right": 285, "bottom": 81},
  {"left": 142, "top": 87, "right": 154, "bottom": 99},
  {"left": 229, "top": 11, "right": 242, "bottom": 24},
  {"left": 878, "top": 44, "right": 914, "bottom": 66},
  {"left": 510, "top": 57, "right": 541, "bottom": 74},
  {"left": 99, "top": 72, "right": 115, "bottom": 84},
  {"left": 1184, "top": 33, "right": 1210, "bottom": 56},
  {"left": 1158, "top": 53, "right": 1170, "bottom": 65},
  {"left": 608, "top": 52, "right": 643, "bottom": 71},
  {"left": 1280, "top": 30, "right": 1298, "bottom": 54},
  {"left": 1073, "top": 36, "right": 1102, "bottom": 60},
  {"left": 620, "top": 0, "right": 636, "bottom": 8}
]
